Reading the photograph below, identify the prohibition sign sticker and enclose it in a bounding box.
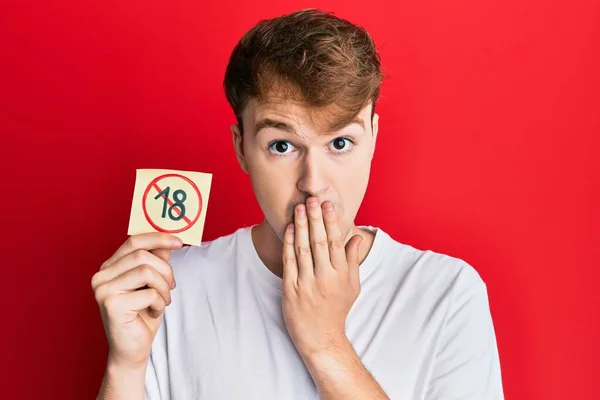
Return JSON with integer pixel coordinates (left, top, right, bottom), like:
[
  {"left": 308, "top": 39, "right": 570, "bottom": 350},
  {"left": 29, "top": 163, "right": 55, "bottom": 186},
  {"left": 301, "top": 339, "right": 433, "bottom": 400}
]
[{"left": 127, "top": 169, "right": 213, "bottom": 246}]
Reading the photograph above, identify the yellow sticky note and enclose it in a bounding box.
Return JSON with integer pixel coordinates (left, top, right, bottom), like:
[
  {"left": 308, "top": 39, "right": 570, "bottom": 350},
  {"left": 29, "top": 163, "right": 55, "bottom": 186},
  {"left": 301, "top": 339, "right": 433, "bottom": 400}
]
[{"left": 127, "top": 168, "right": 212, "bottom": 246}]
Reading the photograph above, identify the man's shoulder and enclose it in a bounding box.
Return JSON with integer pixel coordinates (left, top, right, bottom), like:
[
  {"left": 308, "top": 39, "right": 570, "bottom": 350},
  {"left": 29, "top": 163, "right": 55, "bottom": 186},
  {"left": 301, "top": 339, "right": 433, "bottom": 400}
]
[{"left": 376, "top": 227, "right": 487, "bottom": 293}]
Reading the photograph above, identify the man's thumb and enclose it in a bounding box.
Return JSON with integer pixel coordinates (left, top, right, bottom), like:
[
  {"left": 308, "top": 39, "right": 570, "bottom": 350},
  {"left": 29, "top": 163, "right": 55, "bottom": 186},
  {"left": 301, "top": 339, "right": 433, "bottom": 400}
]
[{"left": 345, "top": 235, "right": 364, "bottom": 269}]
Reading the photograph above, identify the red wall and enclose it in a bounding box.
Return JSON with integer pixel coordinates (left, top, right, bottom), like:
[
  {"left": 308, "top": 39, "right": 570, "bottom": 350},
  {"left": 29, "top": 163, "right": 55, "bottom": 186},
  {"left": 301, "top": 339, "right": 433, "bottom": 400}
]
[{"left": 1, "top": 1, "right": 598, "bottom": 399}]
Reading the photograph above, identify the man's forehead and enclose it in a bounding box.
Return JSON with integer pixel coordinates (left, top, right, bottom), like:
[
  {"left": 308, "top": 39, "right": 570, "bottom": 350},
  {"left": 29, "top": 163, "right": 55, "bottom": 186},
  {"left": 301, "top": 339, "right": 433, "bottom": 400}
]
[{"left": 246, "top": 98, "right": 371, "bottom": 133}]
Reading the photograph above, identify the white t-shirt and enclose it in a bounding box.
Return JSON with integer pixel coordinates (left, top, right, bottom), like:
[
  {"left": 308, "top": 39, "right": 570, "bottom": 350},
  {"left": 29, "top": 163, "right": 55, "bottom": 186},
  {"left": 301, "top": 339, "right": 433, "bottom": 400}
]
[{"left": 145, "top": 225, "right": 504, "bottom": 399}]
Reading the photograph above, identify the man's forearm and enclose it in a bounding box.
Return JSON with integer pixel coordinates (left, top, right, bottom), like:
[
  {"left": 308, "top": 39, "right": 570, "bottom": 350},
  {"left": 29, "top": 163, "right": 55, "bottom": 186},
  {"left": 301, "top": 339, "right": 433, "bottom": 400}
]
[
  {"left": 301, "top": 336, "right": 390, "bottom": 400},
  {"left": 97, "top": 361, "right": 146, "bottom": 400}
]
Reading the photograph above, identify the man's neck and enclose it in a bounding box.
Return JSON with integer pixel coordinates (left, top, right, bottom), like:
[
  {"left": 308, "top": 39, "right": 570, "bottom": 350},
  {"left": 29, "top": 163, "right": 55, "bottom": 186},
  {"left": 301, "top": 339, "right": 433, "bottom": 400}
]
[{"left": 250, "top": 219, "right": 376, "bottom": 279}]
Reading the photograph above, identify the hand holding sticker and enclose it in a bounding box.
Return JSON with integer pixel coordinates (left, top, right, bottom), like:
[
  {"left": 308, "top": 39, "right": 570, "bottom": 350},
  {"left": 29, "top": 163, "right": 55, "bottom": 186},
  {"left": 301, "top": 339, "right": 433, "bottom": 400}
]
[{"left": 127, "top": 169, "right": 212, "bottom": 246}]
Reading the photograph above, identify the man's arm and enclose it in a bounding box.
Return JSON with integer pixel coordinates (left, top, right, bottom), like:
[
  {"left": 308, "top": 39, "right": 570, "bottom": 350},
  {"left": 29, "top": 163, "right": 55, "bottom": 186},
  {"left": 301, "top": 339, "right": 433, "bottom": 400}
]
[{"left": 300, "top": 336, "right": 389, "bottom": 400}]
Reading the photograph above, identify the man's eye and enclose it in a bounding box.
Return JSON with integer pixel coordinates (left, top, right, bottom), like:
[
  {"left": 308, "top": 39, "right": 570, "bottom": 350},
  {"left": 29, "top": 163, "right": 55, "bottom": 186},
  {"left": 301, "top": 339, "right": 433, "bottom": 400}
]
[
  {"left": 328, "top": 137, "right": 354, "bottom": 153},
  {"left": 268, "top": 140, "right": 296, "bottom": 155}
]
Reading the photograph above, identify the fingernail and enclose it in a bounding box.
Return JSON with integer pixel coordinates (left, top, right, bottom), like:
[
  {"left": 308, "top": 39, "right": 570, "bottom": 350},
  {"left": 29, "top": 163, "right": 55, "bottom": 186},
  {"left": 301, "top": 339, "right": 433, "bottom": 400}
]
[
  {"left": 296, "top": 205, "right": 306, "bottom": 216},
  {"left": 288, "top": 224, "right": 295, "bottom": 234},
  {"left": 171, "top": 279, "right": 176, "bottom": 289},
  {"left": 307, "top": 198, "right": 319, "bottom": 208},
  {"left": 323, "top": 202, "right": 335, "bottom": 213}
]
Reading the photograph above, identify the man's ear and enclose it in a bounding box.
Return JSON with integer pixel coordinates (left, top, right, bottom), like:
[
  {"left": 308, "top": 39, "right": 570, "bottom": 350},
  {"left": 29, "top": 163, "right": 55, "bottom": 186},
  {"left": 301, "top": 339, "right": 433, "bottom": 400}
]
[
  {"left": 371, "top": 112, "right": 379, "bottom": 157},
  {"left": 231, "top": 123, "right": 249, "bottom": 174}
]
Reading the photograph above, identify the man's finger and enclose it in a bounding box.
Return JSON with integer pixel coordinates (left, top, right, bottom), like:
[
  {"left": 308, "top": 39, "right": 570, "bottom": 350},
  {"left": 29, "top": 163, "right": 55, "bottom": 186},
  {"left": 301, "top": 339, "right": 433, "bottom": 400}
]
[
  {"left": 345, "top": 234, "right": 363, "bottom": 281},
  {"left": 151, "top": 248, "right": 173, "bottom": 264},
  {"left": 322, "top": 201, "right": 347, "bottom": 270},
  {"left": 108, "top": 288, "right": 167, "bottom": 322},
  {"left": 92, "top": 250, "right": 175, "bottom": 291},
  {"left": 306, "top": 197, "right": 330, "bottom": 275},
  {"left": 96, "top": 264, "right": 172, "bottom": 307},
  {"left": 282, "top": 223, "right": 298, "bottom": 286},
  {"left": 101, "top": 232, "right": 182, "bottom": 270},
  {"left": 294, "top": 203, "right": 314, "bottom": 282}
]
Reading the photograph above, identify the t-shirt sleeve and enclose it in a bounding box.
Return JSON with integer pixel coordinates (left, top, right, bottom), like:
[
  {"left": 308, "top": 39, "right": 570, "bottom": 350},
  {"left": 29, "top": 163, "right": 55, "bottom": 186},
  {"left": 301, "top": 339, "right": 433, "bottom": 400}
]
[{"left": 426, "top": 264, "right": 505, "bottom": 399}]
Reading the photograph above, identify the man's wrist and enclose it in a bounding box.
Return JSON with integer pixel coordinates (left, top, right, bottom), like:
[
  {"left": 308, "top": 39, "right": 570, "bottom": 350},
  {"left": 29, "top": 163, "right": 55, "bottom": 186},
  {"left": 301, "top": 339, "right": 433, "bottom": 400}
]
[
  {"left": 299, "top": 336, "right": 390, "bottom": 400},
  {"left": 99, "top": 359, "right": 147, "bottom": 400},
  {"left": 300, "top": 334, "right": 356, "bottom": 368},
  {"left": 107, "top": 351, "right": 150, "bottom": 372}
]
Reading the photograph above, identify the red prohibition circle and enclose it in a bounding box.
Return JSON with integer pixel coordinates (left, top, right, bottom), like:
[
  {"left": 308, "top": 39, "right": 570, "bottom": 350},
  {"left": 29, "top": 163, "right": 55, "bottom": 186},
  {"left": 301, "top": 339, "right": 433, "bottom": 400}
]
[{"left": 142, "top": 173, "right": 203, "bottom": 234}]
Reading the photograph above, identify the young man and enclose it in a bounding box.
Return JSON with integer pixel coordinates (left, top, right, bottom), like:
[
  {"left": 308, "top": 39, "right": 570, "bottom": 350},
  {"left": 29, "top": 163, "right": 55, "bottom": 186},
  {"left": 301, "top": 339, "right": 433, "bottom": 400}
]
[{"left": 93, "top": 9, "right": 504, "bottom": 400}]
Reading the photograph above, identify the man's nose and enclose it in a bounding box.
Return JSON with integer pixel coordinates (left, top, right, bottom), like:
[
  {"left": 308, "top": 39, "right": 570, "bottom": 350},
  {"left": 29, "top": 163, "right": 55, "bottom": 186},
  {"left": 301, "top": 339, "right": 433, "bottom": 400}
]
[{"left": 296, "top": 152, "right": 329, "bottom": 198}]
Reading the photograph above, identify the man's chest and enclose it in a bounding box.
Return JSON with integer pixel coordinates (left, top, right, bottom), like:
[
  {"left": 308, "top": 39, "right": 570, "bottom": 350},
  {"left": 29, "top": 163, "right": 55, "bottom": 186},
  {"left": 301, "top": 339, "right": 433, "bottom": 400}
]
[
  {"left": 168, "top": 312, "right": 319, "bottom": 399},
  {"left": 163, "top": 289, "right": 433, "bottom": 400}
]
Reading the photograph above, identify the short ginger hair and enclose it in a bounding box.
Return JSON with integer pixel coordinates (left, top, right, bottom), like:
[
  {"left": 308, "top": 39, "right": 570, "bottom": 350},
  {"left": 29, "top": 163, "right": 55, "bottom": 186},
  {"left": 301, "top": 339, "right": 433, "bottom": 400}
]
[{"left": 223, "top": 8, "right": 384, "bottom": 134}]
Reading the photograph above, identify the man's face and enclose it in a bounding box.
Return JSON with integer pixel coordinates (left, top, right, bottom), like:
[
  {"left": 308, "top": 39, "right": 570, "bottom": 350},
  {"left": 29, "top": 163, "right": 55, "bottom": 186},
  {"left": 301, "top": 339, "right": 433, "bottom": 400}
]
[{"left": 232, "top": 98, "right": 379, "bottom": 242}]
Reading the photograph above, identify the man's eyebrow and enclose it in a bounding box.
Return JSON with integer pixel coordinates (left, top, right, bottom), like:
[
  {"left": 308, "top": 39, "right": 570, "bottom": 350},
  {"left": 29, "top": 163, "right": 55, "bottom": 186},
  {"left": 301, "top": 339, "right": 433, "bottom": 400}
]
[
  {"left": 254, "top": 118, "right": 296, "bottom": 136},
  {"left": 328, "top": 116, "right": 365, "bottom": 133},
  {"left": 253, "top": 116, "right": 366, "bottom": 136}
]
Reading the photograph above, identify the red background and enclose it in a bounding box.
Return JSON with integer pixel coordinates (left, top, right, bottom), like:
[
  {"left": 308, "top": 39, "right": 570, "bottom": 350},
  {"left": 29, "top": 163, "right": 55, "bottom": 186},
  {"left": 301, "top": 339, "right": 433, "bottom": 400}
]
[{"left": 1, "top": 1, "right": 598, "bottom": 399}]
